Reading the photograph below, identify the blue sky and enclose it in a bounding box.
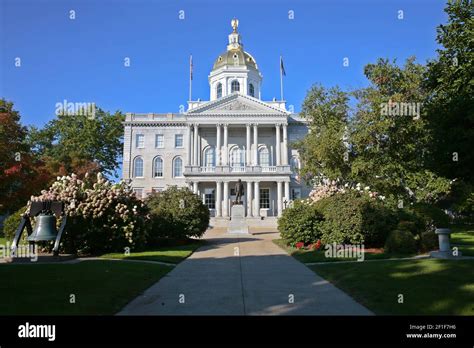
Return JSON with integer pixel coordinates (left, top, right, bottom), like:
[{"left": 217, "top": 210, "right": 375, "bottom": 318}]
[{"left": 1, "top": 0, "right": 448, "bottom": 127}]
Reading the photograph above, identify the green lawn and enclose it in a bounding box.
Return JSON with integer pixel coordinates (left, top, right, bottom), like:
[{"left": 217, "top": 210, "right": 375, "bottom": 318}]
[
  {"left": 451, "top": 225, "right": 474, "bottom": 256},
  {"left": 100, "top": 241, "right": 204, "bottom": 263},
  {"left": 311, "top": 258, "right": 474, "bottom": 315},
  {"left": 0, "top": 260, "right": 172, "bottom": 315},
  {"left": 273, "top": 239, "right": 416, "bottom": 263}
]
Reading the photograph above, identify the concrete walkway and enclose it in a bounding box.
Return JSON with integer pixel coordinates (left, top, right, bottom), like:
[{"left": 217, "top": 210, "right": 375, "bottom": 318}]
[{"left": 118, "top": 228, "right": 373, "bottom": 315}]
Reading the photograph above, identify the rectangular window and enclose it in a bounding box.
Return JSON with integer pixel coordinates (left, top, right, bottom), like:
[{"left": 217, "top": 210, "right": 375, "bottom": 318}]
[
  {"left": 175, "top": 134, "right": 184, "bottom": 148},
  {"left": 291, "top": 188, "right": 301, "bottom": 200},
  {"left": 136, "top": 134, "right": 145, "bottom": 148},
  {"left": 155, "top": 134, "right": 164, "bottom": 148},
  {"left": 204, "top": 188, "right": 215, "bottom": 209},
  {"left": 132, "top": 188, "right": 144, "bottom": 199},
  {"left": 152, "top": 187, "right": 164, "bottom": 193},
  {"left": 260, "top": 188, "right": 270, "bottom": 209}
]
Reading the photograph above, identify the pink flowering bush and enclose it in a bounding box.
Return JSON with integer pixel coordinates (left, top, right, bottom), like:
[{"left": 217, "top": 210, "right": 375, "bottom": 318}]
[{"left": 30, "top": 173, "right": 149, "bottom": 255}]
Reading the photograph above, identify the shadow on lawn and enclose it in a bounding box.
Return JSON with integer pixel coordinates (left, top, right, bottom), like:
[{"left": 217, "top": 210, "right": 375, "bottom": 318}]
[{"left": 313, "top": 258, "right": 474, "bottom": 315}]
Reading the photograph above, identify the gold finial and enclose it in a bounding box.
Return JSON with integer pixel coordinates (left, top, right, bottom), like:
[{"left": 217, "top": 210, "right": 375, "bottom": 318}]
[{"left": 231, "top": 18, "right": 239, "bottom": 33}]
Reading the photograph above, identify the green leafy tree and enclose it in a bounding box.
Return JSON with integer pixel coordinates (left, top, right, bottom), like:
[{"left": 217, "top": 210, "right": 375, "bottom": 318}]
[
  {"left": 424, "top": 0, "right": 474, "bottom": 184},
  {"left": 350, "top": 57, "right": 451, "bottom": 203},
  {"left": 28, "top": 108, "right": 124, "bottom": 177},
  {"left": 295, "top": 84, "right": 351, "bottom": 183}
]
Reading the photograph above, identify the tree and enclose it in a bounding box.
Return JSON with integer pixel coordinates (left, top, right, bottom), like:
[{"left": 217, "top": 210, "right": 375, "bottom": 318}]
[
  {"left": 28, "top": 108, "right": 124, "bottom": 177},
  {"left": 424, "top": 0, "right": 474, "bottom": 183},
  {"left": 0, "top": 99, "right": 52, "bottom": 214},
  {"left": 295, "top": 84, "right": 351, "bottom": 183},
  {"left": 350, "top": 57, "right": 450, "bottom": 203},
  {"left": 296, "top": 57, "right": 451, "bottom": 204}
]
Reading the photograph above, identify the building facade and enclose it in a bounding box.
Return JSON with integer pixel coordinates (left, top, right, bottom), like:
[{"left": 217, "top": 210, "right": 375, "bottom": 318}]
[{"left": 122, "top": 20, "right": 310, "bottom": 225}]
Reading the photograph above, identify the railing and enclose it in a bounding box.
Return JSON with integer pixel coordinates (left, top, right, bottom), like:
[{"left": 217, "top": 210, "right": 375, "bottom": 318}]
[
  {"left": 261, "top": 166, "right": 277, "bottom": 172},
  {"left": 184, "top": 165, "right": 292, "bottom": 175},
  {"left": 230, "top": 166, "right": 246, "bottom": 173},
  {"left": 201, "top": 166, "right": 216, "bottom": 173}
]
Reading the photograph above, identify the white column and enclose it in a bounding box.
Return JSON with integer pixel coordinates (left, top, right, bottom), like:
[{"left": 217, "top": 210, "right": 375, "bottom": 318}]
[
  {"left": 282, "top": 123, "right": 288, "bottom": 165},
  {"left": 284, "top": 181, "right": 290, "bottom": 207},
  {"left": 277, "top": 181, "right": 283, "bottom": 217},
  {"left": 253, "top": 123, "right": 258, "bottom": 165},
  {"left": 247, "top": 181, "right": 253, "bottom": 217},
  {"left": 275, "top": 123, "right": 281, "bottom": 166},
  {"left": 193, "top": 181, "right": 198, "bottom": 194},
  {"left": 198, "top": 129, "right": 202, "bottom": 166},
  {"left": 193, "top": 124, "right": 199, "bottom": 166},
  {"left": 187, "top": 124, "right": 193, "bottom": 166},
  {"left": 216, "top": 181, "right": 222, "bottom": 217},
  {"left": 246, "top": 124, "right": 251, "bottom": 166},
  {"left": 223, "top": 124, "right": 228, "bottom": 165},
  {"left": 223, "top": 181, "right": 229, "bottom": 217},
  {"left": 254, "top": 181, "right": 260, "bottom": 217},
  {"left": 216, "top": 124, "right": 221, "bottom": 166}
]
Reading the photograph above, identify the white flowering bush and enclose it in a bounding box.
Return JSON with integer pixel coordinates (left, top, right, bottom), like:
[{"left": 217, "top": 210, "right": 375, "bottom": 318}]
[
  {"left": 308, "top": 180, "right": 386, "bottom": 204},
  {"left": 30, "top": 173, "right": 149, "bottom": 254}
]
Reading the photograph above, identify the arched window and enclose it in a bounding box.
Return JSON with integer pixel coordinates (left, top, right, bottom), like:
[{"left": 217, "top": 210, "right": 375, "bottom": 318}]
[
  {"left": 290, "top": 156, "right": 300, "bottom": 172},
  {"left": 230, "top": 147, "right": 244, "bottom": 167},
  {"left": 173, "top": 157, "right": 183, "bottom": 177},
  {"left": 153, "top": 156, "right": 163, "bottom": 177},
  {"left": 259, "top": 147, "right": 270, "bottom": 167},
  {"left": 249, "top": 83, "right": 255, "bottom": 97},
  {"left": 204, "top": 146, "right": 216, "bottom": 167},
  {"left": 216, "top": 83, "right": 222, "bottom": 99},
  {"left": 133, "top": 157, "right": 144, "bottom": 177},
  {"left": 231, "top": 80, "right": 240, "bottom": 93}
]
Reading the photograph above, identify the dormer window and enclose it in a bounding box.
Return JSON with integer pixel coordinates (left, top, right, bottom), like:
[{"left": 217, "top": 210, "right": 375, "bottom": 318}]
[
  {"left": 231, "top": 80, "right": 240, "bottom": 93},
  {"left": 216, "top": 83, "right": 222, "bottom": 99},
  {"left": 249, "top": 83, "right": 255, "bottom": 97}
]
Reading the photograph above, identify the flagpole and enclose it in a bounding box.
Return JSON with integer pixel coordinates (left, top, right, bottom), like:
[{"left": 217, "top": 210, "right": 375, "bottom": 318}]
[
  {"left": 189, "top": 55, "right": 193, "bottom": 101},
  {"left": 280, "top": 56, "right": 284, "bottom": 101}
]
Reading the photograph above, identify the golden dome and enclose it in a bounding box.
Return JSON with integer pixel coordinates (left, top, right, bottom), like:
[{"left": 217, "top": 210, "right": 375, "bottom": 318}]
[{"left": 212, "top": 48, "right": 259, "bottom": 71}]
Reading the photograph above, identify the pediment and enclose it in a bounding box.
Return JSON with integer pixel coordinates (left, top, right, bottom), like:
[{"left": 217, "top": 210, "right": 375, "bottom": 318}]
[{"left": 187, "top": 94, "right": 287, "bottom": 115}]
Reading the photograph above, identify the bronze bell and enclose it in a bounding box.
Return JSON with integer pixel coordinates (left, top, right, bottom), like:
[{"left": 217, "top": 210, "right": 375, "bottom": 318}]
[{"left": 28, "top": 213, "right": 58, "bottom": 242}]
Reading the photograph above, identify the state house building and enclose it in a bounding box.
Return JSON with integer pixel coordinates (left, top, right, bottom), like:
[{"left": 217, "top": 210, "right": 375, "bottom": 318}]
[{"left": 122, "top": 20, "right": 310, "bottom": 226}]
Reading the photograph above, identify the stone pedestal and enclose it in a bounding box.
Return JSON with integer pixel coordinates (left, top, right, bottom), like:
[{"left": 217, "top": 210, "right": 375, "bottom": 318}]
[
  {"left": 227, "top": 204, "right": 249, "bottom": 234},
  {"left": 430, "top": 228, "right": 462, "bottom": 259}
]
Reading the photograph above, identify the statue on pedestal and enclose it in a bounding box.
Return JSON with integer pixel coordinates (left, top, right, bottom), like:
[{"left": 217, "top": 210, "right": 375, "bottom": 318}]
[{"left": 234, "top": 179, "right": 244, "bottom": 205}]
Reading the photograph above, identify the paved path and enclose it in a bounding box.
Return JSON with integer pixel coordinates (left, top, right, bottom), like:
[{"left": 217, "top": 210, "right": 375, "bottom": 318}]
[{"left": 118, "top": 229, "right": 373, "bottom": 315}]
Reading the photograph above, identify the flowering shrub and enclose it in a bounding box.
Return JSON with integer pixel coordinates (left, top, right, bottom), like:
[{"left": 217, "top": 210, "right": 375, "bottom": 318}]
[
  {"left": 30, "top": 173, "right": 149, "bottom": 254},
  {"left": 295, "top": 242, "right": 305, "bottom": 249},
  {"left": 308, "top": 180, "right": 386, "bottom": 204},
  {"left": 311, "top": 240, "right": 322, "bottom": 250}
]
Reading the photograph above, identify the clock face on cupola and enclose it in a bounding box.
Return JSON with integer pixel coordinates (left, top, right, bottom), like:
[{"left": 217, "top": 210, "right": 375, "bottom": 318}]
[{"left": 208, "top": 19, "right": 263, "bottom": 101}]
